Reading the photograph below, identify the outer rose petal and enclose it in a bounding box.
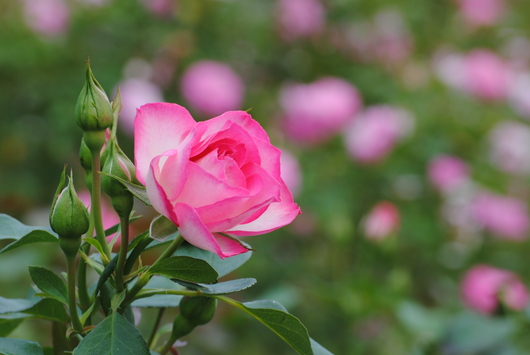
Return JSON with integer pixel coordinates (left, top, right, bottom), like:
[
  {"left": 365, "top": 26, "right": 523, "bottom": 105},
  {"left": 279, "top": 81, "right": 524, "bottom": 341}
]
[
  {"left": 174, "top": 203, "right": 249, "bottom": 258},
  {"left": 134, "top": 103, "right": 196, "bottom": 184},
  {"left": 202, "top": 111, "right": 271, "bottom": 143}
]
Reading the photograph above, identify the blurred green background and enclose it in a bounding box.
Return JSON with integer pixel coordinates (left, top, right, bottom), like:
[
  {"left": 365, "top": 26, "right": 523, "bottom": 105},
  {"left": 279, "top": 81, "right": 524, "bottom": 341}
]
[{"left": 3, "top": 0, "right": 530, "bottom": 354}]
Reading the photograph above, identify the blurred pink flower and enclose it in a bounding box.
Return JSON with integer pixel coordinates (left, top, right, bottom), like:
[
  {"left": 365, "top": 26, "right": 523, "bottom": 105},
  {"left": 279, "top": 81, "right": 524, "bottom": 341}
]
[
  {"left": 461, "top": 264, "right": 528, "bottom": 314},
  {"left": 488, "top": 120, "right": 530, "bottom": 175},
  {"left": 276, "top": 0, "right": 325, "bottom": 41},
  {"left": 363, "top": 201, "right": 400, "bottom": 241},
  {"left": 76, "top": 0, "right": 111, "bottom": 6},
  {"left": 508, "top": 73, "right": 530, "bottom": 119},
  {"left": 180, "top": 60, "right": 244, "bottom": 117},
  {"left": 457, "top": 0, "right": 505, "bottom": 28},
  {"left": 428, "top": 155, "right": 469, "bottom": 192},
  {"left": 22, "top": 0, "right": 70, "bottom": 37},
  {"left": 78, "top": 191, "right": 120, "bottom": 244},
  {"left": 462, "top": 49, "right": 512, "bottom": 101},
  {"left": 280, "top": 77, "right": 362, "bottom": 144},
  {"left": 280, "top": 150, "right": 302, "bottom": 197},
  {"left": 344, "top": 105, "right": 413, "bottom": 163},
  {"left": 141, "top": 0, "right": 177, "bottom": 17},
  {"left": 471, "top": 192, "right": 530, "bottom": 240},
  {"left": 116, "top": 78, "right": 164, "bottom": 135}
]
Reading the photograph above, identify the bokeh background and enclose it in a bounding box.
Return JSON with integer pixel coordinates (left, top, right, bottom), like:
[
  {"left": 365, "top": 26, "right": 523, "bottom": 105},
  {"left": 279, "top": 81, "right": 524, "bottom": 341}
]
[{"left": 3, "top": 0, "right": 530, "bottom": 354}]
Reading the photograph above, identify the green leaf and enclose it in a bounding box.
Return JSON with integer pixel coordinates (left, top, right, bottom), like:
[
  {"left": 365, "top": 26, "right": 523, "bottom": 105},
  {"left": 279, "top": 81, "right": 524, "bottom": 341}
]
[
  {"left": 149, "top": 215, "right": 178, "bottom": 242},
  {"left": 131, "top": 276, "right": 184, "bottom": 308},
  {"left": 74, "top": 312, "right": 150, "bottom": 355},
  {"left": 176, "top": 278, "right": 257, "bottom": 295},
  {"left": 148, "top": 256, "right": 218, "bottom": 284},
  {"left": 28, "top": 266, "right": 68, "bottom": 305},
  {"left": 176, "top": 242, "right": 253, "bottom": 278},
  {"left": 94, "top": 255, "right": 118, "bottom": 298},
  {"left": 310, "top": 339, "right": 334, "bottom": 355},
  {"left": 0, "top": 314, "right": 26, "bottom": 337},
  {"left": 0, "top": 337, "right": 44, "bottom": 355},
  {"left": 0, "top": 296, "right": 38, "bottom": 315},
  {"left": 22, "top": 298, "right": 68, "bottom": 323},
  {"left": 0, "top": 215, "right": 58, "bottom": 255},
  {"left": 100, "top": 173, "right": 151, "bottom": 206}
]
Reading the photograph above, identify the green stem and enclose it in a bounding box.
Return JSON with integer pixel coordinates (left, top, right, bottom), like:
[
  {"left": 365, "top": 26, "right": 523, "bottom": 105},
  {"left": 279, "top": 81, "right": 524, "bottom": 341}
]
[
  {"left": 147, "top": 307, "right": 165, "bottom": 349},
  {"left": 121, "top": 235, "right": 184, "bottom": 309},
  {"left": 123, "top": 232, "right": 152, "bottom": 275},
  {"left": 90, "top": 152, "right": 111, "bottom": 260},
  {"left": 66, "top": 256, "right": 83, "bottom": 334},
  {"left": 158, "top": 334, "right": 177, "bottom": 355},
  {"left": 115, "top": 216, "right": 130, "bottom": 292}
]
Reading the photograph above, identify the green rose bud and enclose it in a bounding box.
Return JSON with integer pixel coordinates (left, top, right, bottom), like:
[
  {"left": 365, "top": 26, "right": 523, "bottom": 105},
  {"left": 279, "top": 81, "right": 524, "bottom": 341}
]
[
  {"left": 179, "top": 296, "right": 217, "bottom": 326},
  {"left": 75, "top": 59, "right": 113, "bottom": 152},
  {"left": 101, "top": 139, "right": 137, "bottom": 217},
  {"left": 50, "top": 169, "right": 89, "bottom": 258}
]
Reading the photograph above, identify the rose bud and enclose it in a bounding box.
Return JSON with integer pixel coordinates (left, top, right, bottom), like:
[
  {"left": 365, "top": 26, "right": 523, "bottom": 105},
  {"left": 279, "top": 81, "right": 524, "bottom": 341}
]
[
  {"left": 50, "top": 168, "right": 89, "bottom": 258},
  {"left": 179, "top": 296, "right": 217, "bottom": 326},
  {"left": 75, "top": 60, "right": 113, "bottom": 152},
  {"left": 101, "top": 139, "right": 137, "bottom": 218}
]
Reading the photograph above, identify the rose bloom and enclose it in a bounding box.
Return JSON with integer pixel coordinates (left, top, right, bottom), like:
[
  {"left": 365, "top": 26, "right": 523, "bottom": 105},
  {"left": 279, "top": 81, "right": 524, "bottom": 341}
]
[
  {"left": 344, "top": 105, "right": 413, "bottom": 163},
  {"left": 457, "top": 0, "right": 505, "bottom": 28},
  {"left": 180, "top": 61, "right": 244, "bottom": 117},
  {"left": 279, "top": 150, "right": 302, "bottom": 198},
  {"left": 134, "top": 103, "right": 301, "bottom": 258},
  {"left": 363, "top": 201, "right": 400, "bottom": 241},
  {"left": 471, "top": 192, "right": 530, "bottom": 240},
  {"left": 461, "top": 265, "right": 528, "bottom": 314},
  {"left": 488, "top": 120, "right": 530, "bottom": 175},
  {"left": 22, "top": 0, "right": 70, "bottom": 37},
  {"left": 428, "top": 155, "right": 469, "bottom": 192},
  {"left": 275, "top": 0, "right": 325, "bottom": 41},
  {"left": 280, "top": 77, "right": 362, "bottom": 144}
]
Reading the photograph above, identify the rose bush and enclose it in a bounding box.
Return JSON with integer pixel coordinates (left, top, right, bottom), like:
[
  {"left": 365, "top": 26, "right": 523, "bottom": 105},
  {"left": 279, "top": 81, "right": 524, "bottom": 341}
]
[{"left": 134, "top": 102, "right": 301, "bottom": 258}]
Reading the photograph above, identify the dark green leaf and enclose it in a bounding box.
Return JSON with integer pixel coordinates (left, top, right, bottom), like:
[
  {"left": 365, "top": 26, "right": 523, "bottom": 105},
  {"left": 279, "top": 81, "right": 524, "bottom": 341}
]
[
  {"left": 0, "top": 337, "right": 43, "bottom": 355},
  {"left": 94, "top": 255, "right": 118, "bottom": 298},
  {"left": 149, "top": 215, "right": 178, "bottom": 242},
  {"left": 22, "top": 298, "right": 67, "bottom": 323},
  {"left": 100, "top": 173, "right": 151, "bottom": 206},
  {"left": 28, "top": 266, "right": 68, "bottom": 304},
  {"left": 148, "top": 256, "right": 218, "bottom": 284},
  {"left": 0, "top": 314, "right": 26, "bottom": 337},
  {"left": 176, "top": 278, "right": 256, "bottom": 295},
  {"left": 176, "top": 242, "right": 252, "bottom": 278},
  {"left": 131, "top": 276, "right": 184, "bottom": 308},
  {"left": 0, "top": 215, "right": 58, "bottom": 254},
  {"left": 0, "top": 297, "right": 38, "bottom": 315},
  {"left": 74, "top": 312, "right": 150, "bottom": 355}
]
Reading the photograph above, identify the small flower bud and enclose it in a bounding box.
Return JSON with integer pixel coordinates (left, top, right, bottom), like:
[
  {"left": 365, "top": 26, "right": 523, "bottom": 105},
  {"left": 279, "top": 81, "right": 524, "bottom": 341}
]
[
  {"left": 50, "top": 169, "right": 90, "bottom": 257},
  {"left": 179, "top": 296, "right": 217, "bottom": 326},
  {"left": 101, "top": 139, "right": 137, "bottom": 217}
]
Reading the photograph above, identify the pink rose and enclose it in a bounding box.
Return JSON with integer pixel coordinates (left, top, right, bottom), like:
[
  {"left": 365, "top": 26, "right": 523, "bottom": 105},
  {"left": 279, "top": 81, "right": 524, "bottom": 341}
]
[
  {"left": 428, "top": 155, "right": 469, "bottom": 192},
  {"left": 180, "top": 61, "right": 244, "bottom": 117},
  {"left": 461, "top": 265, "right": 528, "bottom": 314},
  {"left": 363, "top": 201, "right": 400, "bottom": 241},
  {"left": 22, "top": 0, "right": 70, "bottom": 37},
  {"left": 280, "top": 77, "right": 362, "bottom": 144},
  {"left": 488, "top": 120, "right": 530, "bottom": 175},
  {"left": 344, "top": 105, "right": 413, "bottom": 163},
  {"left": 141, "top": 0, "right": 177, "bottom": 17},
  {"left": 279, "top": 150, "right": 302, "bottom": 198},
  {"left": 457, "top": 0, "right": 505, "bottom": 28},
  {"left": 275, "top": 0, "right": 325, "bottom": 41},
  {"left": 134, "top": 103, "right": 301, "bottom": 258},
  {"left": 471, "top": 192, "right": 530, "bottom": 240}
]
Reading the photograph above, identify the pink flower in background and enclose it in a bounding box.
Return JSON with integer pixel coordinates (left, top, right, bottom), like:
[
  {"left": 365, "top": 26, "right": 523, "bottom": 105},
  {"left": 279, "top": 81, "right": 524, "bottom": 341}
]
[
  {"left": 457, "top": 0, "right": 505, "bottom": 28},
  {"left": 276, "top": 0, "right": 325, "bottom": 41},
  {"left": 461, "top": 265, "right": 528, "bottom": 314},
  {"left": 280, "top": 77, "right": 362, "bottom": 144},
  {"left": 117, "top": 78, "right": 164, "bottom": 135},
  {"left": 76, "top": 0, "right": 111, "bottom": 6},
  {"left": 134, "top": 103, "right": 301, "bottom": 258},
  {"left": 471, "top": 192, "right": 530, "bottom": 240},
  {"left": 363, "top": 201, "right": 400, "bottom": 241},
  {"left": 180, "top": 61, "right": 244, "bottom": 117},
  {"left": 488, "top": 120, "right": 530, "bottom": 175},
  {"left": 508, "top": 73, "right": 530, "bottom": 119},
  {"left": 141, "top": 0, "right": 177, "bottom": 17},
  {"left": 78, "top": 191, "right": 120, "bottom": 244},
  {"left": 280, "top": 150, "right": 302, "bottom": 197},
  {"left": 344, "top": 105, "right": 413, "bottom": 163},
  {"left": 22, "top": 0, "right": 70, "bottom": 37},
  {"left": 462, "top": 49, "right": 512, "bottom": 101},
  {"left": 428, "top": 155, "right": 469, "bottom": 192}
]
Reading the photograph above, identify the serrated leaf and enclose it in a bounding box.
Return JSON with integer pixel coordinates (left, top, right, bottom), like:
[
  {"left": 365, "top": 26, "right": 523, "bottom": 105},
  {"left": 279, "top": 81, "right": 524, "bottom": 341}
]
[
  {"left": 176, "top": 278, "right": 256, "bottom": 295},
  {"left": 28, "top": 266, "right": 68, "bottom": 305},
  {"left": 131, "top": 276, "right": 184, "bottom": 308},
  {"left": 176, "top": 242, "right": 252, "bottom": 278},
  {"left": 22, "top": 298, "right": 68, "bottom": 323},
  {"left": 148, "top": 256, "right": 218, "bottom": 284},
  {"left": 74, "top": 312, "right": 150, "bottom": 355},
  {"left": 100, "top": 173, "right": 151, "bottom": 206},
  {"left": 0, "top": 337, "right": 44, "bottom": 355},
  {"left": 149, "top": 215, "right": 178, "bottom": 242}
]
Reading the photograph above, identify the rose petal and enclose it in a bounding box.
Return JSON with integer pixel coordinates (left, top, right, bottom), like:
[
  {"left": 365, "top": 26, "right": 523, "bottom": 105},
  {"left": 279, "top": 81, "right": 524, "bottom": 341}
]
[
  {"left": 203, "top": 111, "right": 271, "bottom": 143},
  {"left": 134, "top": 103, "right": 196, "bottom": 184}
]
